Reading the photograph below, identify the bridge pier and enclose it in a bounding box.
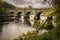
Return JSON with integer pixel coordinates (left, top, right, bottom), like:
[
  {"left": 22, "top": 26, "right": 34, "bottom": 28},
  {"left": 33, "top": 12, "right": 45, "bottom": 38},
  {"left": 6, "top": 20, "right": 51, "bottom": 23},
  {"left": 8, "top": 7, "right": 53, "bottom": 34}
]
[
  {"left": 21, "top": 16, "right": 24, "bottom": 25},
  {"left": 30, "top": 15, "right": 35, "bottom": 26}
]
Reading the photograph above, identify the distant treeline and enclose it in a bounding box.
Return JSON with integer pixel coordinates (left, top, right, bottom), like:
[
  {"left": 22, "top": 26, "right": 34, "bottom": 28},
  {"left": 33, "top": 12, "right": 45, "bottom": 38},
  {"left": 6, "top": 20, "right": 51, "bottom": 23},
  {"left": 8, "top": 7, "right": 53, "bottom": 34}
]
[
  {"left": 0, "top": 0, "right": 15, "bottom": 10},
  {"left": 0, "top": 0, "right": 15, "bottom": 24}
]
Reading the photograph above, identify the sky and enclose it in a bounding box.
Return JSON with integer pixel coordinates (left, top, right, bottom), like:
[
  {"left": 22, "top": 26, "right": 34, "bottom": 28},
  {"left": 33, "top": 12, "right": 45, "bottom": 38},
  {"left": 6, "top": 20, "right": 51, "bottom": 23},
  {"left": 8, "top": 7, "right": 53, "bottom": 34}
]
[{"left": 3, "top": 0, "right": 52, "bottom": 8}]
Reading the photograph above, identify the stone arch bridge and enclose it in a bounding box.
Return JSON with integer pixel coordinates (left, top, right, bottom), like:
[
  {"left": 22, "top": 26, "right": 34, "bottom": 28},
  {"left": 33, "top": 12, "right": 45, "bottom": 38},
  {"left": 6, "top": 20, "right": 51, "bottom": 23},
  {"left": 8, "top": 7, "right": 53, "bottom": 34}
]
[{"left": 7, "top": 8, "right": 48, "bottom": 26}]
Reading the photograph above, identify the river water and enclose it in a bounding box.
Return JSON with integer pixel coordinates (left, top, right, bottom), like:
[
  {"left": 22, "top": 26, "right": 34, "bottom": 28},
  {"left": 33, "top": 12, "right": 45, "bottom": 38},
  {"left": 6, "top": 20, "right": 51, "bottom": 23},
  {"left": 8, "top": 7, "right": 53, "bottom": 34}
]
[
  {"left": 0, "top": 22, "right": 36, "bottom": 40},
  {"left": 0, "top": 21, "right": 47, "bottom": 40}
]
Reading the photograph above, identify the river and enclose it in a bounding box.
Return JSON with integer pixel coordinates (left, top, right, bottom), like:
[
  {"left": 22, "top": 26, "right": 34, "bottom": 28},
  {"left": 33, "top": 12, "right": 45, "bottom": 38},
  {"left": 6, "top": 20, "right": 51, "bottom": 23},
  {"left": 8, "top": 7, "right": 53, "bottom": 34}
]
[
  {"left": 0, "top": 21, "right": 48, "bottom": 40},
  {"left": 0, "top": 22, "right": 36, "bottom": 40}
]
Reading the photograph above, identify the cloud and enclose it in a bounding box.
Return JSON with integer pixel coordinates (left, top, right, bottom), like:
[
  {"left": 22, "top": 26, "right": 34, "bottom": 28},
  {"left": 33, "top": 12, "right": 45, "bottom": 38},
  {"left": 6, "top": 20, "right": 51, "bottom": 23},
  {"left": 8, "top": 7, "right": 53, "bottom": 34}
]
[{"left": 3, "top": 0, "right": 52, "bottom": 8}]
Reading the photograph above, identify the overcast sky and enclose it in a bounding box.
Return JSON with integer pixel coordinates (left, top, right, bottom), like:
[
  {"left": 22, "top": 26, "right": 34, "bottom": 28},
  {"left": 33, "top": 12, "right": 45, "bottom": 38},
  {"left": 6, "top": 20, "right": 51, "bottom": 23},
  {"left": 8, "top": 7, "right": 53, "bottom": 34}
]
[{"left": 3, "top": 0, "right": 52, "bottom": 8}]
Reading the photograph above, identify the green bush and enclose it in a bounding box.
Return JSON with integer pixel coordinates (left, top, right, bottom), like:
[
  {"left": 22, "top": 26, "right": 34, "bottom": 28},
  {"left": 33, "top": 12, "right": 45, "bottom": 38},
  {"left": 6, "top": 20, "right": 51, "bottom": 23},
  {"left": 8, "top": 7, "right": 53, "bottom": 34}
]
[{"left": 33, "top": 20, "right": 41, "bottom": 29}]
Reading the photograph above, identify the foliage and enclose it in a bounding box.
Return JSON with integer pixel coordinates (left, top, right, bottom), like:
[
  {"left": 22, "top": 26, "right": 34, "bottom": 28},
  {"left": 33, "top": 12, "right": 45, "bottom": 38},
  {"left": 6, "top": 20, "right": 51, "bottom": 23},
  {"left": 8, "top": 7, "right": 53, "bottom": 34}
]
[
  {"left": 0, "top": 0, "right": 15, "bottom": 24},
  {"left": 14, "top": 31, "right": 41, "bottom": 40},
  {"left": 33, "top": 7, "right": 55, "bottom": 30},
  {"left": 39, "top": 25, "right": 60, "bottom": 40},
  {"left": 52, "top": 0, "right": 60, "bottom": 7},
  {"left": 33, "top": 20, "right": 41, "bottom": 29},
  {"left": 0, "top": 0, "right": 15, "bottom": 12},
  {"left": 52, "top": 0, "right": 60, "bottom": 26},
  {"left": 54, "top": 11, "right": 60, "bottom": 26},
  {"left": 0, "top": 1, "right": 15, "bottom": 9},
  {"left": 38, "top": 2, "right": 60, "bottom": 39}
]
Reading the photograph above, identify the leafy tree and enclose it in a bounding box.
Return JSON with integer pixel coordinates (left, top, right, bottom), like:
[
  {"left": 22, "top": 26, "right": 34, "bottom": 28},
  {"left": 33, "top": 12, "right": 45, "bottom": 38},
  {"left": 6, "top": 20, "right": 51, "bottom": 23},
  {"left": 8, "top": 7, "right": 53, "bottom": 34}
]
[
  {"left": 1, "top": 2, "right": 15, "bottom": 9},
  {"left": 52, "top": 0, "right": 60, "bottom": 26},
  {"left": 0, "top": 0, "right": 15, "bottom": 24}
]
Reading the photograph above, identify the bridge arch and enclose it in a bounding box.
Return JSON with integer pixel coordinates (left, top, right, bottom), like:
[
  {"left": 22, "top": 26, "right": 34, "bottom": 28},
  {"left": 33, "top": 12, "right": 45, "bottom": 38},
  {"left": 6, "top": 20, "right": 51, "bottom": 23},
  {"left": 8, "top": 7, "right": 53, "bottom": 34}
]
[
  {"left": 36, "top": 12, "right": 42, "bottom": 20},
  {"left": 9, "top": 11, "right": 15, "bottom": 16},
  {"left": 17, "top": 12, "right": 22, "bottom": 16},
  {"left": 24, "top": 11, "right": 31, "bottom": 26},
  {"left": 15, "top": 12, "right": 22, "bottom": 21},
  {"left": 8, "top": 11, "right": 15, "bottom": 21},
  {"left": 35, "top": 11, "right": 42, "bottom": 20},
  {"left": 9, "top": 11, "right": 14, "bottom": 15}
]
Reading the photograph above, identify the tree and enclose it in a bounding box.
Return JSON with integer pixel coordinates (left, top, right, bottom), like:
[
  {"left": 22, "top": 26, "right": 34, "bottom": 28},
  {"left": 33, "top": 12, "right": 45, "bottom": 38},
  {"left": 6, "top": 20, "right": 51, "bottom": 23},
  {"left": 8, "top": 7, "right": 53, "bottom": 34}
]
[
  {"left": 52, "top": 0, "right": 60, "bottom": 26},
  {"left": 0, "top": 0, "right": 15, "bottom": 24}
]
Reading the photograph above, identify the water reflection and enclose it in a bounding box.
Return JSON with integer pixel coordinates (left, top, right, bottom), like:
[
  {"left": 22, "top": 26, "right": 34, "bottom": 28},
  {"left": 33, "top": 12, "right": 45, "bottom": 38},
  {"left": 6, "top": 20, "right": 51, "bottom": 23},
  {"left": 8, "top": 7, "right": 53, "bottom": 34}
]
[
  {"left": 0, "top": 22, "right": 35, "bottom": 40},
  {"left": 0, "top": 26, "right": 3, "bottom": 32}
]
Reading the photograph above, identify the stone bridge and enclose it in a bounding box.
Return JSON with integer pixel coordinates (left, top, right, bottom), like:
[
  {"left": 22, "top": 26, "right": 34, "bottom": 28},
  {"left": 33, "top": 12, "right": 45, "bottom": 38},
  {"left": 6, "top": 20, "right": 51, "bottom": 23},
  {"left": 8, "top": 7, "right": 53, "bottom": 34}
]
[{"left": 8, "top": 8, "right": 48, "bottom": 26}]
